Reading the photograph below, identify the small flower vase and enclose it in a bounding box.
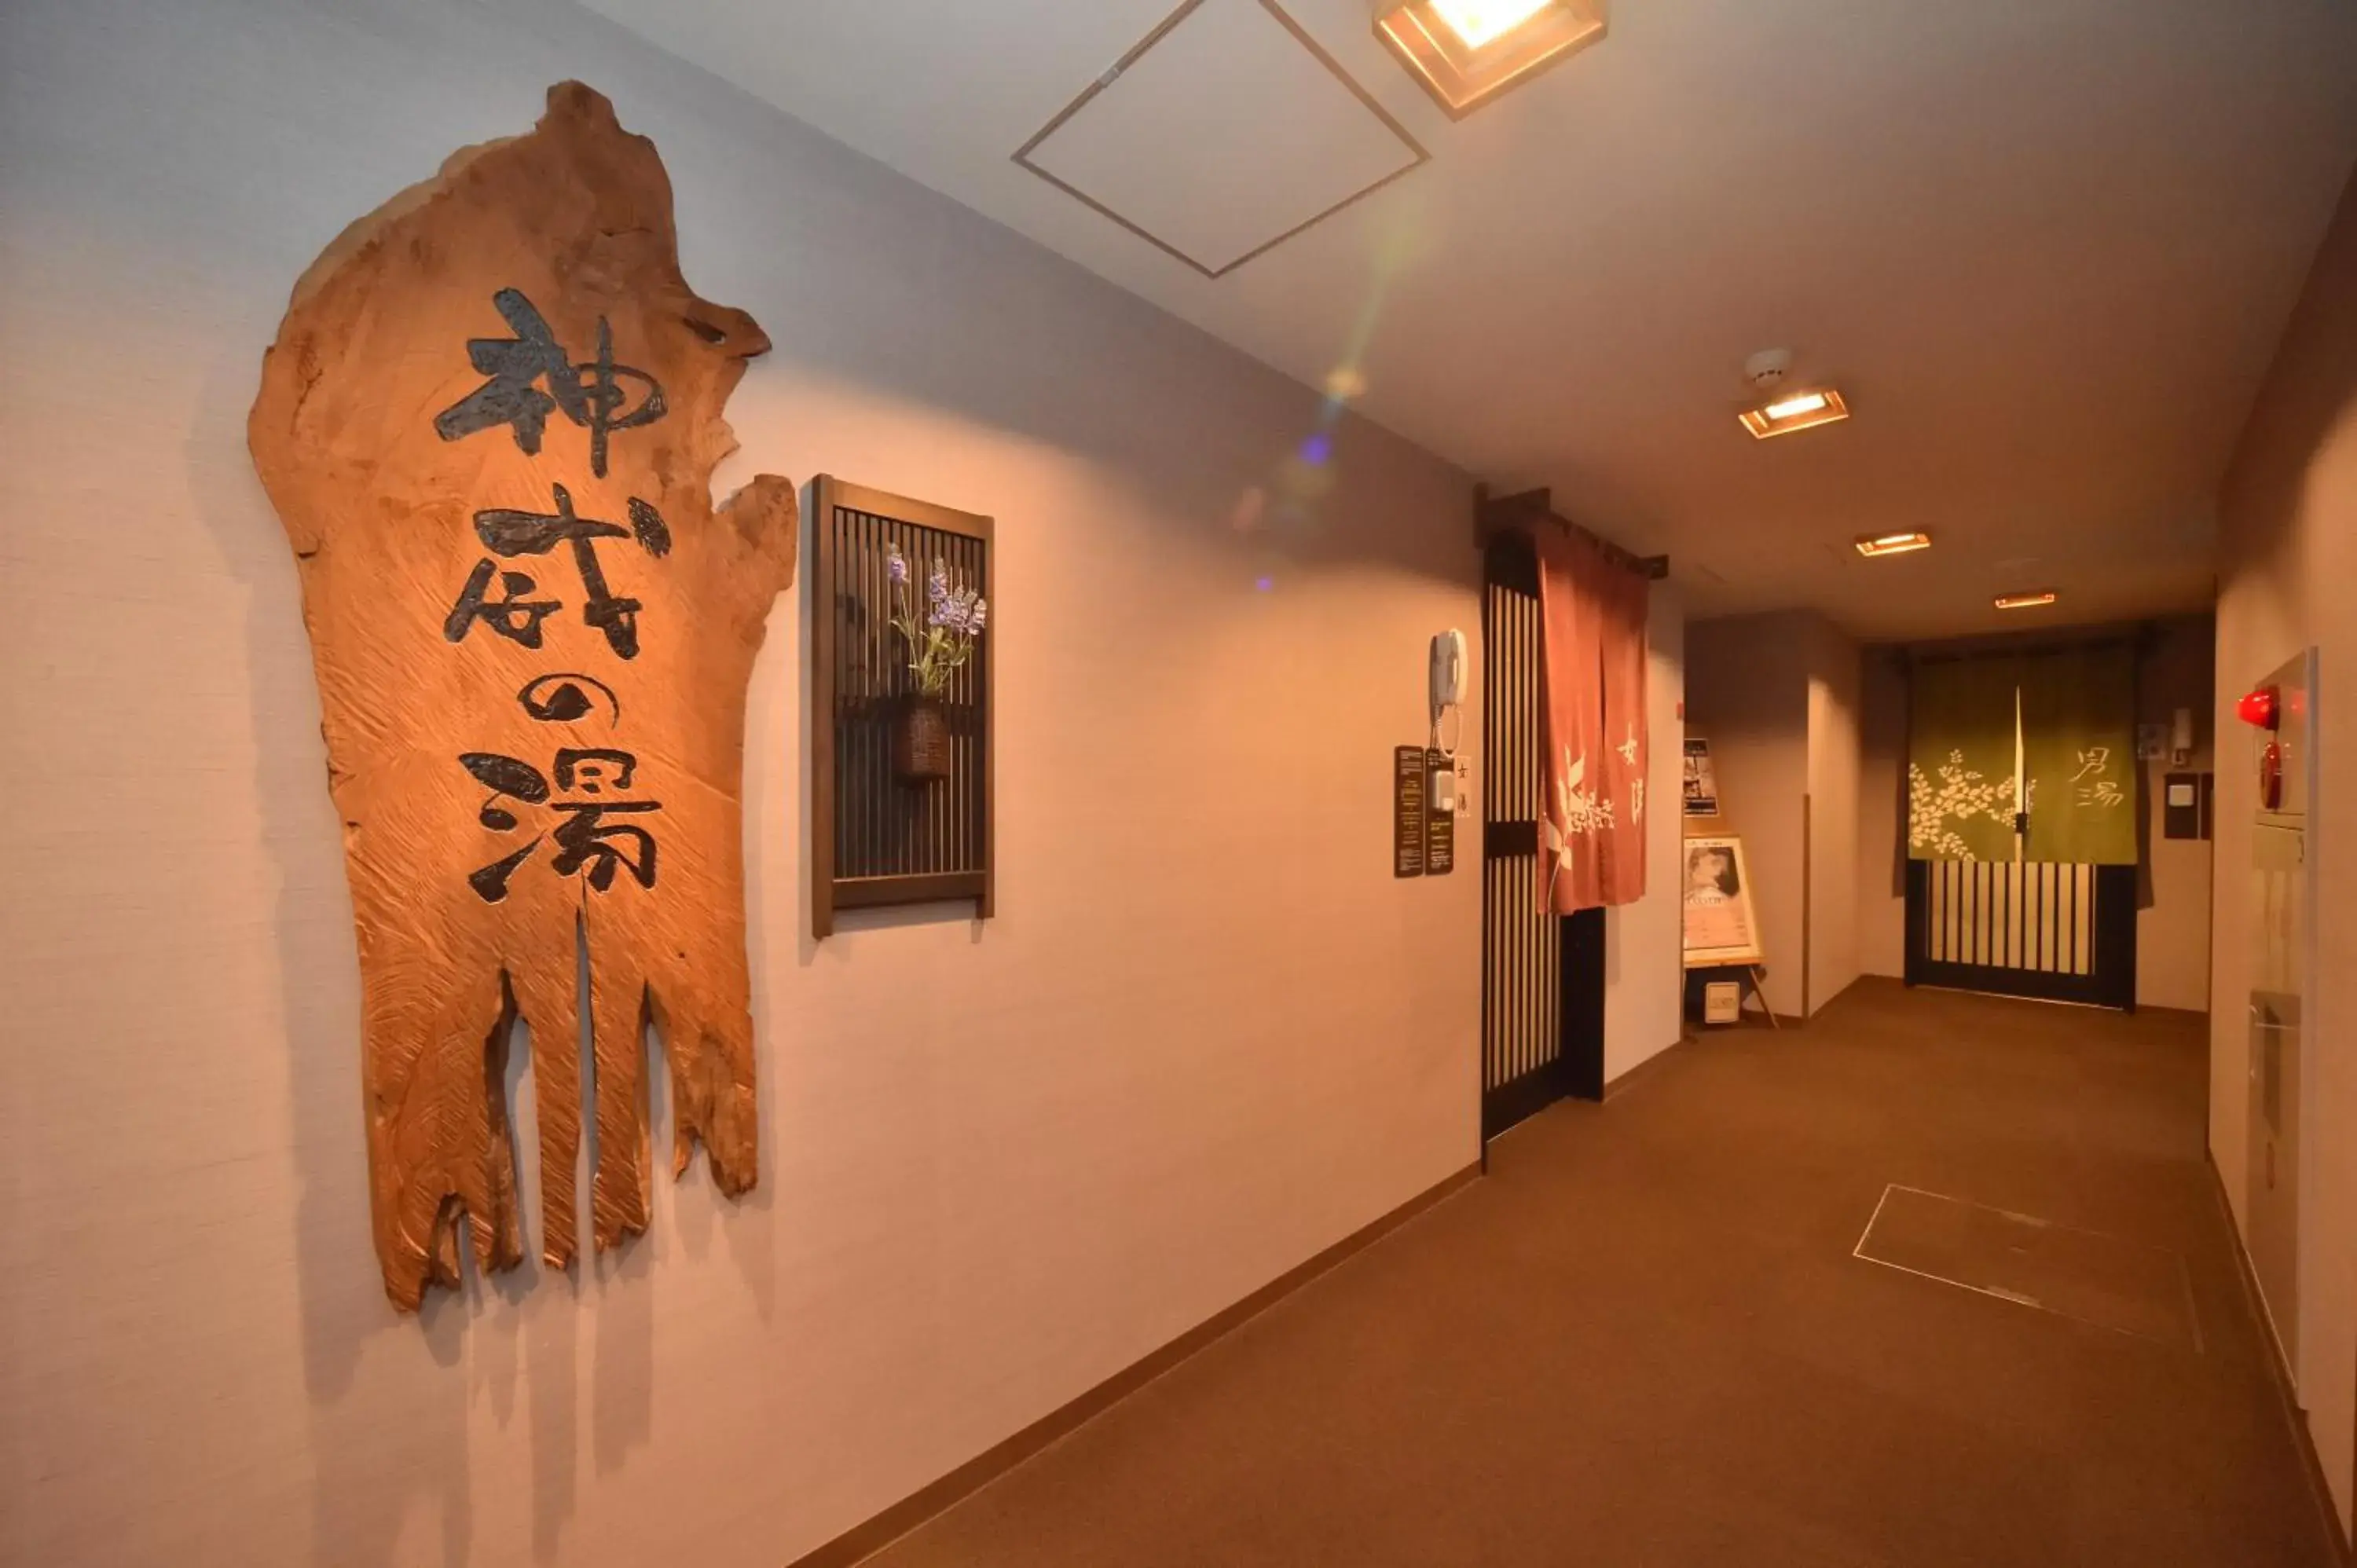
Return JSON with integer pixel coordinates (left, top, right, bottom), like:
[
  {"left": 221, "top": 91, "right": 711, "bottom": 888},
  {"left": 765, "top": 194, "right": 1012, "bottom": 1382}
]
[{"left": 893, "top": 694, "right": 952, "bottom": 783}]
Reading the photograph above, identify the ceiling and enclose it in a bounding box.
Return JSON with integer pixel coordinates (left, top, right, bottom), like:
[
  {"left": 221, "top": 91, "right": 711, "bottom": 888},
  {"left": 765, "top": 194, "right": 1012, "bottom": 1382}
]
[{"left": 583, "top": 0, "right": 2357, "bottom": 639}]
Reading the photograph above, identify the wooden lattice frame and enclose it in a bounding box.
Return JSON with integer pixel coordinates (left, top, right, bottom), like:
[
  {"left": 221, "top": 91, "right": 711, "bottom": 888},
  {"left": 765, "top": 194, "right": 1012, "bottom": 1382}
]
[{"left": 809, "top": 477, "right": 995, "bottom": 937}]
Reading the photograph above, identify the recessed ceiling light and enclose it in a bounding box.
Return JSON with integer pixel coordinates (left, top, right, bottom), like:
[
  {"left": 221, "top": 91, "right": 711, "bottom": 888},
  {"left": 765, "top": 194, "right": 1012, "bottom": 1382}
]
[
  {"left": 1994, "top": 591, "right": 2058, "bottom": 610},
  {"left": 1376, "top": 0, "right": 1607, "bottom": 120},
  {"left": 1430, "top": 0, "right": 1556, "bottom": 47},
  {"left": 1739, "top": 387, "right": 1850, "bottom": 440},
  {"left": 1855, "top": 531, "right": 1932, "bottom": 558}
]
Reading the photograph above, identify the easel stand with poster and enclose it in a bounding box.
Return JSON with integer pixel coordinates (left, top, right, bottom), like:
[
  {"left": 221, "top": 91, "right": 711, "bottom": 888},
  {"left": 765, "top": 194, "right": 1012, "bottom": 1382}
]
[{"left": 1681, "top": 834, "right": 1776, "bottom": 1030}]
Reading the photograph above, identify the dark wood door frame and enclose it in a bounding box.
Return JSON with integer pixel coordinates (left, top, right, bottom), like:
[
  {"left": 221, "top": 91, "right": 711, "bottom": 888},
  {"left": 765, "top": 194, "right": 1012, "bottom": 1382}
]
[{"left": 1479, "top": 531, "right": 1607, "bottom": 1144}]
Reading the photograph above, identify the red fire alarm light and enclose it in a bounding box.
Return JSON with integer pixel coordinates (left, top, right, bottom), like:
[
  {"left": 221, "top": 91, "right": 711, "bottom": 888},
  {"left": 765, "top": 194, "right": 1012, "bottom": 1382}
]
[{"left": 2238, "top": 686, "right": 2281, "bottom": 731}]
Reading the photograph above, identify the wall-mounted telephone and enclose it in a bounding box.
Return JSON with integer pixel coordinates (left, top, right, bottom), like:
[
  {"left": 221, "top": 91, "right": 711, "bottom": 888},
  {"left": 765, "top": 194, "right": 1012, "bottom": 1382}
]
[
  {"left": 1430, "top": 628, "right": 1466, "bottom": 716},
  {"left": 1429, "top": 630, "right": 1467, "bottom": 815}
]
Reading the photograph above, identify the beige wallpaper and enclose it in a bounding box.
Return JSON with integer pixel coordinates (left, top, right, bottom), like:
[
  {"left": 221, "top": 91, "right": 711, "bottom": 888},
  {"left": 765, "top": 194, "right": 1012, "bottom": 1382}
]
[
  {"left": 2213, "top": 157, "right": 2357, "bottom": 1534},
  {"left": 1856, "top": 650, "right": 1912, "bottom": 980},
  {"left": 0, "top": 2, "right": 1516, "bottom": 1563},
  {"left": 1805, "top": 616, "right": 1864, "bottom": 1015},
  {"left": 2133, "top": 618, "right": 2216, "bottom": 1015},
  {"left": 1684, "top": 611, "right": 1827, "bottom": 1020}
]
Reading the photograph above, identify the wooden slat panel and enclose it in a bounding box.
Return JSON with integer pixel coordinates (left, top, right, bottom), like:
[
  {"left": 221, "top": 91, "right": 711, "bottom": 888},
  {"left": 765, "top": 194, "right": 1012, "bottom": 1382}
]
[
  {"left": 812, "top": 479, "right": 993, "bottom": 935},
  {"left": 1922, "top": 859, "right": 2103, "bottom": 979},
  {"left": 831, "top": 507, "right": 987, "bottom": 881},
  {"left": 1479, "top": 553, "right": 1563, "bottom": 1127}
]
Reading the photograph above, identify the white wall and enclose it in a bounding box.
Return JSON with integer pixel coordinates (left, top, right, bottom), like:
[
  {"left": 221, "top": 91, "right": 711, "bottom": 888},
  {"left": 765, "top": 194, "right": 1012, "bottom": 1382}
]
[
  {"left": 1857, "top": 648, "right": 1910, "bottom": 980},
  {"left": 2135, "top": 619, "right": 2216, "bottom": 1014},
  {"left": 1684, "top": 614, "right": 1810, "bottom": 1017},
  {"left": 1684, "top": 610, "right": 1860, "bottom": 1019},
  {"left": 0, "top": 3, "right": 1488, "bottom": 1565},
  {"left": 2212, "top": 158, "right": 2357, "bottom": 1534},
  {"left": 1805, "top": 617, "right": 1863, "bottom": 1013},
  {"left": 1604, "top": 587, "right": 1688, "bottom": 1082}
]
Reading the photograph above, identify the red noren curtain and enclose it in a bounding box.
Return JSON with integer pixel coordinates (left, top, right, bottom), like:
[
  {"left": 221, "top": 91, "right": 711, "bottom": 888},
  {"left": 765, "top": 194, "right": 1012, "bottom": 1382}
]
[{"left": 1531, "top": 526, "right": 1649, "bottom": 913}]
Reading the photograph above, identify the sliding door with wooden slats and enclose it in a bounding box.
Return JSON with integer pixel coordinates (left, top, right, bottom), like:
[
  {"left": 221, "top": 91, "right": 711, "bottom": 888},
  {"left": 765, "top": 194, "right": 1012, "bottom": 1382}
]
[
  {"left": 1481, "top": 535, "right": 1604, "bottom": 1140},
  {"left": 1904, "top": 859, "right": 2135, "bottom": 1009}
]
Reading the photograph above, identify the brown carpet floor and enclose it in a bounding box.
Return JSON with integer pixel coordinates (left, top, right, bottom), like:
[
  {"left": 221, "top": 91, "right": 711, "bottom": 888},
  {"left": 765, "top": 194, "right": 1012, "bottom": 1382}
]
[{"left": 865, "top": 979, "right": 2335, "bottom": 1566}]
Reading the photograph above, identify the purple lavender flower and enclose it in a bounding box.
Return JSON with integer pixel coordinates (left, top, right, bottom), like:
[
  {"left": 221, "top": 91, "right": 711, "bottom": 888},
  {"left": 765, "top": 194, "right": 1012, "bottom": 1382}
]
[
  {"left": 928, "top": 562, "right": 950, "bottom": 606},
  {"left": 886, "top": 547, "right": 909, "bottom": 585},
  {"left": 929, "top": 584, "right": 986, "bottom": 635}
]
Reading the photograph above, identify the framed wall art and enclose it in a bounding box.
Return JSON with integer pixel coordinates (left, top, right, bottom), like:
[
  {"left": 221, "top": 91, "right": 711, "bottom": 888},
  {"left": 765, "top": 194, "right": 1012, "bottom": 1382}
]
[{"left": 809, "top": 476, "right": 995, "bottom": 936}]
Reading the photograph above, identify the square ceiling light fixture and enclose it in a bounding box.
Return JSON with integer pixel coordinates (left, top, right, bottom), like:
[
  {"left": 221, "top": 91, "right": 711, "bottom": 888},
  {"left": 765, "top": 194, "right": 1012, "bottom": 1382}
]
[
  {"left": 1739, "top": 387, "right": 1852, "bottom": 440},
  {"left": 1376, "top": 0, "right": 1609, "bottom": 119}
]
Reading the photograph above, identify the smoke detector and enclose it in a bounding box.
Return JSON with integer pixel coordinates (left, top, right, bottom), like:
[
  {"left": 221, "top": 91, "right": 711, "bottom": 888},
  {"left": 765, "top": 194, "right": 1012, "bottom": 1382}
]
[
  {"left": 1743, "top": 348, "right": 1794, "bottom": 391},
  {"left": 1734, "top": 346, "right": 1851, "bottom": 440}
]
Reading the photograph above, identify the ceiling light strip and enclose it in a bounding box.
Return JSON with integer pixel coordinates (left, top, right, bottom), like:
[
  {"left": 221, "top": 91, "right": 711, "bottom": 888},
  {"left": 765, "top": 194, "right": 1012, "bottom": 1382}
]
[{"left": 1739, "top": 387, "right": 1850, "bottom": 440}]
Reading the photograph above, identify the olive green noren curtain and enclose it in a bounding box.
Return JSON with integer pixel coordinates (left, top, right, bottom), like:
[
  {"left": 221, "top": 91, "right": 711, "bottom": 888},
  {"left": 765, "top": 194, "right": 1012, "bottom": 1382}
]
[
  {"left": 1908, "top": 656, "right": 2024, "bottom": 861},
  {"left": 1908, "top": 646, "right": 2139, "bottom": 866},
  {"left": 2021, "top": 645, "right": 2137, "bottom": 865}
]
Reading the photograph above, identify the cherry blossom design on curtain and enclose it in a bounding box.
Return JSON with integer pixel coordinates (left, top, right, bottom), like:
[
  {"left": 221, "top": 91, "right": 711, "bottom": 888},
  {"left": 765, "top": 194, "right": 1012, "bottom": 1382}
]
[
  {"left": 1530, "top": 526, "right": 1651, "bottom": 914},
  {"left": 1906, "top": 748, "right": 2024, "bottom": 859}
]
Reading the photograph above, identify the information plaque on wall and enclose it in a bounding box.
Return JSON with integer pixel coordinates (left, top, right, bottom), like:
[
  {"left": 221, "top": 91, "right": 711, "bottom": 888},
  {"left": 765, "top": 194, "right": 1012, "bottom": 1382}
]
[
  {"left": 1424, "top": 748, "right": 1455, "bottom": 875},
  {"left": 1395, "top": 746, "right": 1427, "bottom": 877},
  {"left": 1683, "top": 736, "right": 1719, "bottom": 816}
]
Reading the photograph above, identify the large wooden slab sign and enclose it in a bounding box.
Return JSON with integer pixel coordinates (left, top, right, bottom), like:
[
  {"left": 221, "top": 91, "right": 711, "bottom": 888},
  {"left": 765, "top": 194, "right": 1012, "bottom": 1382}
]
[{"left": 249, "top": 83, "right": 795, "bottom": 1311}]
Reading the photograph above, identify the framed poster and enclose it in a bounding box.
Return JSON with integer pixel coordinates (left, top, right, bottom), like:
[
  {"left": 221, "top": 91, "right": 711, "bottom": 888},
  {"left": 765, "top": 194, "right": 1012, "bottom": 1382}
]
[
  {"left": 1682, "top": 835, "right": 1764, "bottom": 967},
  {"left": 1683, "top": 737, "right": 1720, "bottom": 816}
]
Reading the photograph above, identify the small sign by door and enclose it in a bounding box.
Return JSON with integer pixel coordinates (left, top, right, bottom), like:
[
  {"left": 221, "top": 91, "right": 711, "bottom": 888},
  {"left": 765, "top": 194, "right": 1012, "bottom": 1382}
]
[
  {"left": 1424, "top": 748, "right": 1455, "bottom": 876},
  {"left": 1394, "top": 746, "right": 1426, "bottom": 878}
]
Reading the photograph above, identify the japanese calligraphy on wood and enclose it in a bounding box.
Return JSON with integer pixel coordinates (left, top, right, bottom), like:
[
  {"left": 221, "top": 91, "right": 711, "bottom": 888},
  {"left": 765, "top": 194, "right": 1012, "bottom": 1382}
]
[{"left": 248, "top": 82, "right": 796, "bottom": 1311}]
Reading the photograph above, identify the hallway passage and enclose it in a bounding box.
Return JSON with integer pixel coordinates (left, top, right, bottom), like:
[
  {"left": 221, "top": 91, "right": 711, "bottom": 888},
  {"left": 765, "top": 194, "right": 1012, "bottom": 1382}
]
[{"left": 867, "top": 981, "right": 2333, "bottom": 1566}]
